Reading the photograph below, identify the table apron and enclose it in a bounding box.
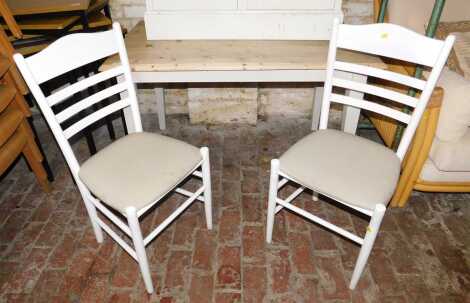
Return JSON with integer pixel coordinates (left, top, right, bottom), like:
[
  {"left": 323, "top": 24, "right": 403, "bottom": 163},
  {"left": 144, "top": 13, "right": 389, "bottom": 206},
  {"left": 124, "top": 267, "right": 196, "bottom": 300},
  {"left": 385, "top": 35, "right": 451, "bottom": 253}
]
[{"left": 131, "top": 69, "right": 327, "bottom": 83}]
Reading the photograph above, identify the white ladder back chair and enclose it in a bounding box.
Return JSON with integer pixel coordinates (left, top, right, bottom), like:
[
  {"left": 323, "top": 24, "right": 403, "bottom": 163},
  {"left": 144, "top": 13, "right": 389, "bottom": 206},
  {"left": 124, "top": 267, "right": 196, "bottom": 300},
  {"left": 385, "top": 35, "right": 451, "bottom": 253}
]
[
  {"left": 267, "top": 18, "right": 454, "bottom": 290},
  {"left": 14, "top": 23, "right": 212, "bottom": 294},
  {"left": 320, "top": 18, "right": 455, "bottom": 160}
]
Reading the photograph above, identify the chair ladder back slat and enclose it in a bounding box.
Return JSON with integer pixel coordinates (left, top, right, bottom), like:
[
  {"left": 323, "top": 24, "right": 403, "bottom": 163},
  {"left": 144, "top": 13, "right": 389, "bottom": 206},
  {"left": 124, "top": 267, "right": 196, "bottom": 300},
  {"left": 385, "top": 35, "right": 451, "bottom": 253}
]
[
  {"left": 14, "top": 23, "right": 142, "bottom": 160},
  {"left": 56, "top": 82, "right": 128, "bottom": 123},
  {"left": 331, "top": 77, "right": 418, "bottom": 108},
  {"left": 63, "top": 99, "right": 130, "bottom": 139},
  {"left": 330, "top": 93, "right": 411, "bottom": 124},
  {"left": 334, "top": 61, "right": 427, "bottom": 90},
  {"left": 14, "top": 53, "right": 81, "bottom": 174},
  {"left": 47, "top": 66, "right": 125, "bottom": 107}
]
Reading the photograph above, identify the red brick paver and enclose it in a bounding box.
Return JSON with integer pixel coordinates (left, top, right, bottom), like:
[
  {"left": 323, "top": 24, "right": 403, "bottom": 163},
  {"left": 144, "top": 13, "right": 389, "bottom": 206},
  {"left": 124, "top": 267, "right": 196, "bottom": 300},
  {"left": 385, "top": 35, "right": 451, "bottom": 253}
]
[{"left": 0, "top": 115, "right": 469, "bottom": 302}]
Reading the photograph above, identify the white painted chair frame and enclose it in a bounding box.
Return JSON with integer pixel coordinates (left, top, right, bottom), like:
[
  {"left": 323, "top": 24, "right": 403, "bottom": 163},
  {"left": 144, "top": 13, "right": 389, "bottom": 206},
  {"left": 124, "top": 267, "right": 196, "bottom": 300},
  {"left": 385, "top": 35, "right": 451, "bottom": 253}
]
[
  {"left": 14, "top": 23, "right": 212, "bottom": 294},
  {"left": 266, "top": 19, "right": 455, "bottom": 289}
]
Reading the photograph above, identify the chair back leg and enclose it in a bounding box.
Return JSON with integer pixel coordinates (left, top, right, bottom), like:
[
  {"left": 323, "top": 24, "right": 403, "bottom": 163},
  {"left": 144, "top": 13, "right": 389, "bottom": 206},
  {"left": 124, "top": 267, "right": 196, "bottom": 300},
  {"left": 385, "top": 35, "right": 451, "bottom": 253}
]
[
  {"left": 266, "top": 159, "right": 280, "bottom": 243},
  {"left": 349, "top": 204, "right": 386, "bottom": 289},
  {"left": 201, "top": 147, "right": 213, "bottom": 230},
  {"left": 81, "top": 193, "right": 104, "bottom": 243},
  {"left": 126, "top": 207, "right": 154, "bottom": 294}
]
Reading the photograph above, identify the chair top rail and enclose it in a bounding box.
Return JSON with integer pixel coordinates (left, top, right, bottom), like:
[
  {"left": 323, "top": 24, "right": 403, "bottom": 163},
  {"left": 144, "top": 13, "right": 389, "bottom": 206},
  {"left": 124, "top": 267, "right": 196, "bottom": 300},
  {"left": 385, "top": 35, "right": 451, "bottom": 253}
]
[
  {"left": 331, "top": 77, "right": 418, "bottom": 108},
  {"left": 337, "top": 23, "right": 444, "bottom": 67},
  {"left": 63, "top": 99, "right": 129, "bottom": 139},
  {"left": 24, "top": 30, "right": 119, "bottom": 84},
  {"left": 334, "top": 61, "right": 427, "bottom": 90},
  {"left": 47, "top": 65, "right": 125, "bottom": 107},
  {"left": 330, "top": 93, "right": 411, "bottom": 124},
  {"left": 56, "top": 82, "right": 128, "bottom": 123}
]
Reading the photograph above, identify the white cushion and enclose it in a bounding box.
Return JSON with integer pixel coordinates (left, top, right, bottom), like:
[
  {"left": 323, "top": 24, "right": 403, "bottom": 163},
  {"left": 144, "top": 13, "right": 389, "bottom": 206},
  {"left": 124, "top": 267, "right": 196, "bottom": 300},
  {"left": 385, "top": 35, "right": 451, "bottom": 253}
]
[
  {"left": 79, "top": 132, "right": 202, "bottom": 213},
  {"left": 435, "top": 68, "right": 470, "bottom": 142},
  {"left": 429, "top": 132, "right": 470, "bottom": 172},
  {"left": 279, "top": 129, "right": 401, "bottom": 210},
  {"left": 420, "top": 158, "right": 470, "bottom": 182},
  {"left": 388, "top": 1, "right": 470, "bottom": 34}
]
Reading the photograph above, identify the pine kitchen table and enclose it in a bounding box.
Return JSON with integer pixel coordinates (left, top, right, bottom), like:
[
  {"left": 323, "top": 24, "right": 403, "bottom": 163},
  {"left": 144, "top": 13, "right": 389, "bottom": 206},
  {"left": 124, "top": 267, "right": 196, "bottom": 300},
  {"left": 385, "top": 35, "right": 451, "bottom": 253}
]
[{"left": 101, "top": 21, "right": 386, "bottom": 131}]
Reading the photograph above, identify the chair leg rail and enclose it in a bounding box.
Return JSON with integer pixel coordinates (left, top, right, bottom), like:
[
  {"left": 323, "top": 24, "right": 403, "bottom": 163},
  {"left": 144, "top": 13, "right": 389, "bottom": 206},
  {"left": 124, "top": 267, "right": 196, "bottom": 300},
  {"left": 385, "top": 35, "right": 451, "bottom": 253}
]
[
  {"left": 276, "top": 198, "right": 364, "bottom": 245},
  {"left": 274, "top": 186, "right": 305, "bottom": 214},
  {"left": 143, "top": 186, "right": 205, "bottom": 246},
  {"left": 96, "top": 217, "right": 137, "bottom": 261}
]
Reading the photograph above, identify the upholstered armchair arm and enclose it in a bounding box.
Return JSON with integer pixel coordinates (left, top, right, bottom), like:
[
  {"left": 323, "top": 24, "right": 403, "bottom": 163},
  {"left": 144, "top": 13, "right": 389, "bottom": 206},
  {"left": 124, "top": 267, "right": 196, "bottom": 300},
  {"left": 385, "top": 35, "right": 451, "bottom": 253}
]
[{"left": 390, "top": 87, "right": 443, "bottom": 207}]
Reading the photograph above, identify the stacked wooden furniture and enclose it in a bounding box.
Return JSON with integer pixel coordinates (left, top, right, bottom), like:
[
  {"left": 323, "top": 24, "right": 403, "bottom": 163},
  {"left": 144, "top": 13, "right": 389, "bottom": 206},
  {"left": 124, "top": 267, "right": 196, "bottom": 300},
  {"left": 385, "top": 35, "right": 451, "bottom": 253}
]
[
  {"left": 2, "top": 0, "right": 112, "bottom": 56},
  {"left": 0, "top": 54, "right": 51, "bottom": 192},
  {"left": 1, "top": 0, "right": 119, "bottom": 157}
]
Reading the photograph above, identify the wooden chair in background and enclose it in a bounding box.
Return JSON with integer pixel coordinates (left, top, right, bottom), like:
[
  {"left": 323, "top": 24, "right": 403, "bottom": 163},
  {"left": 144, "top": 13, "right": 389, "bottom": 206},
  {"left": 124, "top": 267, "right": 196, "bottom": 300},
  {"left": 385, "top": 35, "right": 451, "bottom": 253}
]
[
  {"left": 0, "top": 0, "right": 56, "bottom": 181},
  {"left": 0, "top": 54, "right": 51, "bottom": 192},
  {"left": 1, "top": 0, "right": 120, "bottom": 160}
]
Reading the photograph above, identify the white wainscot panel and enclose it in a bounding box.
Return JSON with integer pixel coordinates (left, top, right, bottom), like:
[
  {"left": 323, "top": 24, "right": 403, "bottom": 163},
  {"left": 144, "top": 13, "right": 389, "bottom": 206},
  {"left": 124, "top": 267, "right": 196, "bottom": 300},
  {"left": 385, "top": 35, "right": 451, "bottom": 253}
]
[
  {"left": 245, "top": 0, "right": 339, "bottom": 10},
  {"left": 144, "top": 11, "right": 342, "bottom": 40},
  {"left": 149, "top": 0, "right": 237, "bottom": 11}
]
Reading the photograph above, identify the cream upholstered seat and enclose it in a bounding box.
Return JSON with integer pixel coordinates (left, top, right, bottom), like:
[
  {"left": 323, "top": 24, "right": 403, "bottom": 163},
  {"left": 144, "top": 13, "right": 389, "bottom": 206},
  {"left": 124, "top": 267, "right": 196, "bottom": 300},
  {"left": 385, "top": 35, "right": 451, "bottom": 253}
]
[
  {"left": 279, "top": 129, "right": 400, "bottom": 210},
  {"left": 79, "top": 132, "right": 202, "bottom": 213}
]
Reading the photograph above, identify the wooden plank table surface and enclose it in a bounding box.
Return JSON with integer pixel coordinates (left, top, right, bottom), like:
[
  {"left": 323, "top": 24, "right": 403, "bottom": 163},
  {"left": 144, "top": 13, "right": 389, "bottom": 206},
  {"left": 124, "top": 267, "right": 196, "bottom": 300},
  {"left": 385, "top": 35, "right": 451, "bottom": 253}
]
[
  {"left": 101, "top": 21, "right": 386, "bottom": 131},
  {"left": 102, "top": 22, "right": 386, "bottom": 72}
]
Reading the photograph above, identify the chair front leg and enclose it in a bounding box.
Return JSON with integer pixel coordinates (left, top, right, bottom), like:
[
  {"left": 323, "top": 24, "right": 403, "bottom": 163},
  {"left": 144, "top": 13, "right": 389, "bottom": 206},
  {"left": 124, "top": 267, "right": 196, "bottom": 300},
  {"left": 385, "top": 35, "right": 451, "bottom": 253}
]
[
  {"left": 201, "top": 147, "right": 213, "bottom": 230},
  {"left": 266, "top": 159, "right": 280, "bottom": 243},
  {"left": 126, "top": 207, "right": 154, "bottom": 294},
  {"left": 349, "top": 204, "right": 386, "bottom": 289}
]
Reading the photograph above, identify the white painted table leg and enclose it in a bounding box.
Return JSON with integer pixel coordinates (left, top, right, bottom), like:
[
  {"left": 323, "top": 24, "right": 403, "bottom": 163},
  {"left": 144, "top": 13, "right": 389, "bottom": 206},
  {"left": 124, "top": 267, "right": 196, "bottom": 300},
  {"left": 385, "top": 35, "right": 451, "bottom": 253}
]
[
  {"left": 311, "top": 85, "right": 324, "bottom": 131},
  {"left": 154, "top": 87, "right": 166, "bottom": 130},
  {"left": 341, "top": 74, "right": 368, "bottom": 134},
  {"left": 266, "top": 159, "right": 280, "bottom": 244}
]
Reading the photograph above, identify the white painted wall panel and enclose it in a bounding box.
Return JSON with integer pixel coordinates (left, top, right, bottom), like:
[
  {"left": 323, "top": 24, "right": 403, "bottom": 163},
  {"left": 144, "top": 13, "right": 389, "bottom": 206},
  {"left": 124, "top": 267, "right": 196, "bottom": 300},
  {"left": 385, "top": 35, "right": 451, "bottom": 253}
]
[
  {"left": 145, "top": 0, "right": 343, "bottom": 40},
  {"left": 246, "top": 0, "right": 338, "bottom": 10},
  {"left": 144, "top": 11, "right": 341, "bottom": 40},
  {"left": 150, "top": 0, "right": 237, "bottom": 11}
]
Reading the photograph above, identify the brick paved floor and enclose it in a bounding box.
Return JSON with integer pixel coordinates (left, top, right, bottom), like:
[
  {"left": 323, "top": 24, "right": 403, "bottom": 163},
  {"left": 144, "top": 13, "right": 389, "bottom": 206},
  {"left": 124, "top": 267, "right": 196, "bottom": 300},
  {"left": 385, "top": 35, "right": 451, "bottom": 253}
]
[{"left": 0, "top": 114, "right": 469, "bottom": 303}]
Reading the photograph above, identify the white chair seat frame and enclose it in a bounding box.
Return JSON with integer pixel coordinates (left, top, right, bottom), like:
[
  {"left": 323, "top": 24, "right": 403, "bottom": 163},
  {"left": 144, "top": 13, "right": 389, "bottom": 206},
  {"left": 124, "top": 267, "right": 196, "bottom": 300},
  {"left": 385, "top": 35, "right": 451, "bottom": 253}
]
[
  {"left": 14, "top": 23, "right": 213, "bottom": 294},
  {"left": 266, "top": 19, "right": 455, "bottom": 289}
]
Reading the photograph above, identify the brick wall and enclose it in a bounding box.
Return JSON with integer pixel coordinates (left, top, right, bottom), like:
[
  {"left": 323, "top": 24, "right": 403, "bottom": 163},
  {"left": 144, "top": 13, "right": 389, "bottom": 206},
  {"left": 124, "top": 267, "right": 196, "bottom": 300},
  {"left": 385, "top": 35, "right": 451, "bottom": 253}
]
[{"left": 108, "top": 0, "right": 374, "bottom": 122}]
